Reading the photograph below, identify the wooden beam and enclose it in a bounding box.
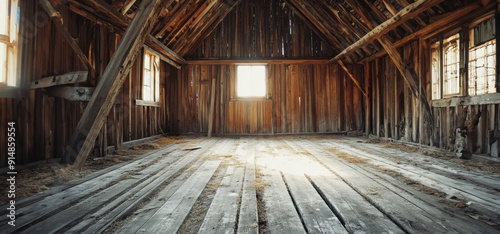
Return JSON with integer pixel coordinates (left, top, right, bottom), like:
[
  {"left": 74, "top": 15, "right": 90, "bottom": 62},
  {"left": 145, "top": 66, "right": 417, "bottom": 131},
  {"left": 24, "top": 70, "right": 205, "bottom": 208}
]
[
  {"left": 330, "top": 0, "right": 446, "bottom": 63},
  {"left": 120, "top": 0, "right": 137, "bottom": 14},
  {"left": 65, "top": 0, "right": 185, "bottom": 68},
  {"left": 337, "top": 60, "right": 367, "bottom": 97},
  {"left": 346, "top": 0, "right": 434, "bottom": 131},
  {"left": 65, "top": 0, "right": 171, "bottom": 168},
  {"left": 47, "top": 86, "right": 95, "bottom": 101},
  {"left": 146, "top": 35, "right": 187, "bottom": 65},
  {"left": 186, "top": 58, "right": 330, "bottom": 65},
  {"left": 31, "top": 71, "right": 88, "bottom": 89},
  {"left": 39, "top": 0, "right": 95, "bottom": 78},
  {"left": 144, "top": 44, "right": 181, "bottom": 69},
  {"left": 359, "top": 1, "right": 489, "bottom": 63},
  {"left": 378, "top": 36, "right": 434, "bottom": 130}
]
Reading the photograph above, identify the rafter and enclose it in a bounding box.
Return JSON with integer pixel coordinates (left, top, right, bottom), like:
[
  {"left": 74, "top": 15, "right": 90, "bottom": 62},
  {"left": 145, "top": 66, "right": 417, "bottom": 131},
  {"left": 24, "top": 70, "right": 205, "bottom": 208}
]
[
  {"left": 39, "top": 0, "right": 95, "bottom": 79},
  {"left": 330, "top": 0, "right": 446, "bottom": 63},
  {"left": 344, "top": 0, "right": 435, "bottom": 133},
  {"left": 65, "top": 0, "right": 186, "bottom": 68},
  {"left": 175, "top": 0, "right": 243, "bottom": 56},
  {"left": 67, "top": 0, "right": 174, "bottom": 168}
]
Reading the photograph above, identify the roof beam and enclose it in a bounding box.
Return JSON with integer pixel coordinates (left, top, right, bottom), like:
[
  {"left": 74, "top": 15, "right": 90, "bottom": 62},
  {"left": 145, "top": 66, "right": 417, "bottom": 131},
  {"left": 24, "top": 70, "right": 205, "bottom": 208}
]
[
  {"left": 120, "top": 0, "right": 137, "bottom": 14},
  {"left": 66, "top": 0, "right": 171, "bottom": 168},
  {"left": 359, "top": 1, "right": 489, "bottom": 63},
  {"left": 66, "top": 0, "right": 185, "bottom": 68},
  {"left": 345, "top": 0, "right": 435, "bottom": 132},
  {"left": 39, "top": 0, "right": 95, "bottom": 79},
  {"left": 330, "top": 0, "right": 446, "bottom": 63}
]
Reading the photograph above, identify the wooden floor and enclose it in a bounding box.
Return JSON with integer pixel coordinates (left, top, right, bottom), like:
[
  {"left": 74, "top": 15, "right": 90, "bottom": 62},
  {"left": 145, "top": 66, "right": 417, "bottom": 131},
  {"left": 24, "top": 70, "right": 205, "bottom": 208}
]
[{"left": 1, "top": 136, "right": 500, "bottom": 233}]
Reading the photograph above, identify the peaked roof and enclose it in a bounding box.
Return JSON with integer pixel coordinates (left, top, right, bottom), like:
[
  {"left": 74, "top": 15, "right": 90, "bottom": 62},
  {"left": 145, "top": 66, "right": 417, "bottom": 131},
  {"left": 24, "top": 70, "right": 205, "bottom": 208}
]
[{"left": 64, "top": 0, "right": 489, "bottom": 63}]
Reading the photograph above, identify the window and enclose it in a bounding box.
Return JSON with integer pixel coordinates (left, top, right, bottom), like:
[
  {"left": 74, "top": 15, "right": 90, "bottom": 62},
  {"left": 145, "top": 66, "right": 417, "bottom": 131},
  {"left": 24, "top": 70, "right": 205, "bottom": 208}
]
[
  {"left": 431, "top": 15, "right": 497, "bottom": 100},
  {"left": 468, "top": 17, "right": 496, "bottom": 96},
  {"left": 443, "top": 33, "right": 460, "bottom": 96},
  {"left": 0, "top": 0, "right": 19, "bottom": 87},
  {"left": 236, "top": 65, "right": 267, "bottom": 98},
  {"left": 142, "top": 50, "right": 160, "bottom": 102}
]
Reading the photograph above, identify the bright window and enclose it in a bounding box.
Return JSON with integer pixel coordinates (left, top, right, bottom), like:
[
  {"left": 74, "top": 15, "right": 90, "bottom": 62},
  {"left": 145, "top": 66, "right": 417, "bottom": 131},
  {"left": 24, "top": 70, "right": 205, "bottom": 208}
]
[
  {"left": 236, "top": 65, "right": 266, "bottom": 98},
  {"left": 443, "top": 33, "right": 460, "bottom": 97},
  {"left": 143, "top": 50, "right": 160, "bottom": 102},
  {"left": 0, "top": 0, "right": 19, "bottom": 87},
  {"left": 468, "top": 17, "right": 496, "bottom": 96},
  {"left": 431, "top": 41, "right": 441, "bottom": 100}
]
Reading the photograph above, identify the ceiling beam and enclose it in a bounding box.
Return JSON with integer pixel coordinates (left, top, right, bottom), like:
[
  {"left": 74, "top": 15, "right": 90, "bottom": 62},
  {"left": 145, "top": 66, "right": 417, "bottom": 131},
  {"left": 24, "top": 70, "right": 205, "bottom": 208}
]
[
  {"left": 39, "top": 0, "right": 95, "bottom": 79},
  {"left": 120, "top": 0, "right": 137, "bottom": 14},
  {"left": 66, "top": 0, "right": 171, "bottom": 168},
  {"left": 66, "top": 0, "right": 185, "bottom": 68},
  {"left": 330, "top": 0, "right": 446, "bottom": 63},
  {"left": 359, "top": 1, "right": 490, "bottom": 63},
  {"left": 345, "top": 0, "right": 435, "bottom": 132}
]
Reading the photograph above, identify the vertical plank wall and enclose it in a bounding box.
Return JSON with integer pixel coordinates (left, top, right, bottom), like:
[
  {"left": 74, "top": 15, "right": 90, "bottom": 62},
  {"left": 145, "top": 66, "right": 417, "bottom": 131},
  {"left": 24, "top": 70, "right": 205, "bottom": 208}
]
[
  {"left": 169, "top": 63, "right": 364, "bottom": 135},
  {"left": 0, "top": 2, "right": 170, "bottom": 166},
  {"left": 364, "top": 39, "right": 500, "bottom": 157}
]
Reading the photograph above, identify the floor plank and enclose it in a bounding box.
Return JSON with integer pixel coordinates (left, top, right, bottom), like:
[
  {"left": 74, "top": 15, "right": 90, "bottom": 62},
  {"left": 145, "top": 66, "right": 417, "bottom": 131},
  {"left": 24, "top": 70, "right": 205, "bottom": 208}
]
[
  {"left": 136, "top": 159, "right": 222, "bottom": 233},
  {"left": 256, "top": 139, "right": 307, "bottom": 234},
  {"left": 2, "top": 136, "right": 499, "bottom": 234},
  {"left": 236, "top": 139, "right": 259, "bottom": 234},
  {"left": 198, "top": 166, "right": 245, "bottom": 233}
]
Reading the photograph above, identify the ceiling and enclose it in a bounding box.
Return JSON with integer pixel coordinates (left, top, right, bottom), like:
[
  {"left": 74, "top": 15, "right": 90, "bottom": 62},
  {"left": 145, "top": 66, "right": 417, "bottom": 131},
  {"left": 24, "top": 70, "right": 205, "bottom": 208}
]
[{"left": 62, "top": 0, "right": 485, "bottom": 63}]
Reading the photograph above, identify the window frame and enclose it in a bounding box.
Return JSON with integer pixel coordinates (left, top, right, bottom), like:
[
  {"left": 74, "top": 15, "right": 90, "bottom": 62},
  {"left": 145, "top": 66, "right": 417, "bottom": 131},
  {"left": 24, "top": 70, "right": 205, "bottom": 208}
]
[
  {"left": 430, "top": 13, "right": 497, "bottom": 101},
  {"left": 137, "top": 48, "right": 161, "bottom": 107},
  {"left": 0, "top": 0, "right": 20, "bottom": 97},
  {"left": 233, "top": 64, "right": 269, "bottom": 101}
]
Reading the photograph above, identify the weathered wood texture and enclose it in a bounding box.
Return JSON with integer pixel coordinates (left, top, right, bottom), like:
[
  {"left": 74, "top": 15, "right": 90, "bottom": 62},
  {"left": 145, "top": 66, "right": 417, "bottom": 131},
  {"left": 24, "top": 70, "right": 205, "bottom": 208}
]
[
  {"left": 0, "top": 2, "right": 170, "bottom": 167},
  {"left": 186, "top": 0, "right": 335, "bottom": 59},
  {"left": 365, "top": 39, "right": 500, "bottom": 157},
  {"left": 169, "top": 63, "right": 363, "bottom": 135}
]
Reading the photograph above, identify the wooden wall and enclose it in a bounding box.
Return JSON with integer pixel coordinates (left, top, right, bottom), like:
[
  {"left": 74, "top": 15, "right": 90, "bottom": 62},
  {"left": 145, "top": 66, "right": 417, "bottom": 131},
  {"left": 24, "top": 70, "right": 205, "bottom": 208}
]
[
  {"left": 186, "top": 0, "right": 335, "bottom": 59},
  {"left": 0, "top": 2, "right": 170, "bottom": 166},
  {"left": 364, "top": 35, "right": 500, "bottom": 157},
  {"left": 168, "top": 63, "right": 364, "bottom": 135}
]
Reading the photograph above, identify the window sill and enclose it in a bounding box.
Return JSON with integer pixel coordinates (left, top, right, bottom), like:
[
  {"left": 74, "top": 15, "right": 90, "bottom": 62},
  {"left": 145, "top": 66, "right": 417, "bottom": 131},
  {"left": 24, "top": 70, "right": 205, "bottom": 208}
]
[
  {"left": 230, "top": 97, "right": 272, "bottom": 102},
  {"left": 135, "top": 100, "right": 160, "bottom": 107},
  {"left": 431, "top": 93, "right": 500, "bottom": 107},
  {"left": 0, "top": 86, "right": 23, "bottom": 98}
]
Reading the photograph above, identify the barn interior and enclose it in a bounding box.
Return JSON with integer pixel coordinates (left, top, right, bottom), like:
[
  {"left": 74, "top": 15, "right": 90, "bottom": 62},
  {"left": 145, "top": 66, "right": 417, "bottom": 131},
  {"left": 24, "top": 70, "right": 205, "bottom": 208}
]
[{"left": 1, "top": 0, "right": 500, "bottom": 233}]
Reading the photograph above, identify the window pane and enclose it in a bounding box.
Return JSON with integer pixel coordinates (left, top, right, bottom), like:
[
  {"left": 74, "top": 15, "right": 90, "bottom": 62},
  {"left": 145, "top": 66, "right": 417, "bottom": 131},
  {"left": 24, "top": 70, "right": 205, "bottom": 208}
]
[
  {"left": 469, "top": 39, "right": 496, "bottom": 96},
  {"left": 144, "top": 53, "right": 150, "bottom": 69},
  {"left": 237, "top": 65, "right": 266, "bottom": 97},
  {"left": 431, "top": 41, "right": 441, "bottom": 99},
  {"left": 154, "top": 57, "right": 160, "bottom": 102},
  {"left": 443, "top": 33, "right": 460, "bottom": 96},
  {"left": 0, "top": 43, "right": 6, "bottom": 84},
  {"left": 0, "top": 0, "right": 8, "bottom": 36}
]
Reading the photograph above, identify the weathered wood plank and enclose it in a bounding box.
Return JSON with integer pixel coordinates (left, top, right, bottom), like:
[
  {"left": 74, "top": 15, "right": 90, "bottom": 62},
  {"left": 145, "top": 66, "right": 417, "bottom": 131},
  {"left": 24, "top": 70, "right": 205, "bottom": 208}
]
[
  {"left": 136, "top": 160, "right": 222, "bottom": 233},
  {"left": 198, "top": 166, "right": 244, "bottom": 233},
  {"left": 309, "top": 174, "right": 404, "bottom": 233},
  {"left": 236, "top": 139, "right": 259, "bottom": 234},
  {"left": 331, "top": 0, "right": 446, "bottom": 62},
  {"left": 283, "top": 173, "right": 348, "bottom": 233},
  {"left": 30, "top": 71, "right": 88, "bottom": 89},
  {"left": 66, "top": 0, "right": 172, "bottom": 167}
]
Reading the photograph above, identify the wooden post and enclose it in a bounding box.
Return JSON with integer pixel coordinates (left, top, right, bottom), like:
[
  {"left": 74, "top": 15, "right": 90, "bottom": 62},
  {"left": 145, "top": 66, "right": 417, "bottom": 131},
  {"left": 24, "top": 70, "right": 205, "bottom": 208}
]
[
  {"left": 65, "top": 0, "right": 170, "bottom": 167},
  {"left": 208, "top": 78, "right": 216, "bottom": 137}
]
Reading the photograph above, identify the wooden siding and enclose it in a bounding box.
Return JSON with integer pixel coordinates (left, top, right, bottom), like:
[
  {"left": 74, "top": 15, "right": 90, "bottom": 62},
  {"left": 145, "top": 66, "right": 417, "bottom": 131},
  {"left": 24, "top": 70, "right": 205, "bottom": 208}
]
[
  {"left": 0, "top": 2, "right": 170, "bottom": 166},
  {"left": 169, "top": 63, "right": 364, "bottom": 135},
  {"left": 186, "top": 0, "right": 335, "bottom": 59},
  {"left": 364, "top": 38, "right": 500, "bottom": 157}
]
